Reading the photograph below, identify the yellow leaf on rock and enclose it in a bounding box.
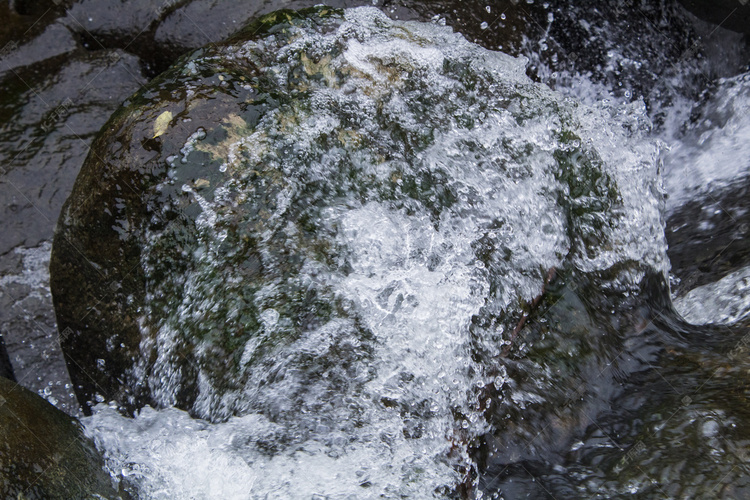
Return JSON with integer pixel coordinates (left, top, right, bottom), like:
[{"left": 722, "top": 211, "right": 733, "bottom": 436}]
[{"left": 153, "top": 111, "right": 173, "bottom": 138}]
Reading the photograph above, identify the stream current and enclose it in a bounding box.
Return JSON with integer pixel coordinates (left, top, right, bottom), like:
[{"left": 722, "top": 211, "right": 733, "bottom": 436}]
[{"left": 34, "top": 4, "right": 750, "bottom": 499}]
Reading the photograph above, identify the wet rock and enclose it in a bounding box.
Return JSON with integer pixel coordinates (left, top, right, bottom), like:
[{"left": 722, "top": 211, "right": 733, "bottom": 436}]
[
  {"left": 0, "top": 0, "right": 66, "bottom": 51},
  {"left": 673, "top": 264, "right": 750, "bottom": 325},
  {"left": 0, "top": 23, "right": 78, "bottom": 75},
  {"left": 0, "top": 243, "right": 79, "bottom": 413},
  {"left": 0, "top": 49, "right": 147, "bottom": 254},
  {"left": 0, "top": 375, "right": 123, "bottom": 499},
  {"left": 0, "top": 2, "right": 78, "bottom": 91},
  {"left": 0, "top": 336, "right": 14, "bottom": 381},
  {"left": 677, "top": 0, "right": 750, "bottom": 35},
  {"left": 153, "top": 0, "right": 533, "bottom": 68},
  {"left": 47, "top": 10, "right": 668, "bottom": 496}
]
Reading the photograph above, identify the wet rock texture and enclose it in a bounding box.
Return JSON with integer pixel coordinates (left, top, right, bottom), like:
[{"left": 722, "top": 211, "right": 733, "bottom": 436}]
[
  {"left": 0, "top": 0, "right": 540, "bottom": 420},
  {"left": 1, "top": 0, "right": 747, "bottom": 420},
  {"left": 2, "top": 0, "right": 750, "bottom": 498},
  {"left": 48, "top": 6, "right": 609, "bottom": 415},
  {"left": 0, "top": 336, "right": 14, "bottom": 381},
  {"left": 677, "top": 0, "right": 750, "bottom": 35},
  {"left": 0, "top": 376, "right": 123, "bottom": 499},
  {"left": 49, "top": 6, "right": 670, "bottom": 496}
]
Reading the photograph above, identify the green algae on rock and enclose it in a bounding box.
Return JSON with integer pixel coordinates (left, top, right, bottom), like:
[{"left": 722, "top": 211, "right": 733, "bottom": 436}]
[
  {"left": 51, "top": 6, "right": 666, "bottom": 496},
  {"left": 0, "top": 376, "right": 123, "bottom": 499}
]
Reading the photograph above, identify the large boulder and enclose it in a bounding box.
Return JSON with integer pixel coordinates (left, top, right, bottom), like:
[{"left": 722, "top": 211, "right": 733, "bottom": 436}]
[
  {"left": 51, "top": 6, "right": 666, "bottom": 495},
  {"left": 0, "top": 376, "right": 123, "bottom": 499}
]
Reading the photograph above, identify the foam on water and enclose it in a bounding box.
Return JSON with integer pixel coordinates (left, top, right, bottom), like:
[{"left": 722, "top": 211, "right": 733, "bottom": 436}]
[
  {"left": 82, "top": 7, "right": 667, "bottom": 497},
  {"left": 674, "top": 264, "right": 750, "bottom": 325},
  {"left": 663, "top": 72, "right": 750, "bottom": 212},
  {"left": 0, "top": 242, "right": 53, "bottom": 292}
]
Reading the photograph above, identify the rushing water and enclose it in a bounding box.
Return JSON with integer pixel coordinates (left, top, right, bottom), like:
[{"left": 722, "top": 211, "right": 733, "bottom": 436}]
[{"left": 63, "top": 5, "right": 750, "bottom": 500}]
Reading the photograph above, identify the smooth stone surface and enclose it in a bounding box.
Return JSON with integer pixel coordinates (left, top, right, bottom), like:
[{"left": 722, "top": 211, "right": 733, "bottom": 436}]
[
  {"left": 0, "top": 376, "right": 123, "bottom": 499},
  {"left": 678, "top": 0, "right": 750, "bottom": 35}
]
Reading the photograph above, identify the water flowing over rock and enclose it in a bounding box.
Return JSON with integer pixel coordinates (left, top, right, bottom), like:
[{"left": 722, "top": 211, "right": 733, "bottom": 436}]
[
  {"left": 665, "top": 72, "right": 750, "bottom": 294},
  {"left": 52, "top": 7, "right": 668, "bottom": 497},
  {"left": 674, "top": 265, "right": 750, "bottom": 325}
]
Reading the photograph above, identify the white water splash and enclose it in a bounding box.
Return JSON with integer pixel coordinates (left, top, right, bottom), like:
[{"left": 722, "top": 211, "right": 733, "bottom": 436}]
[
  {"left": 663, "top": 73, "right": 750, "bottom": 212},
  {"left": 674, "top": 264, "right": 750, "bottom": 325}
]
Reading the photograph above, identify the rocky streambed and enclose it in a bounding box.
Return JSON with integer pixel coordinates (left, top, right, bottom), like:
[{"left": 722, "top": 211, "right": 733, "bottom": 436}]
[{"left": 2, "top": 0, "right": 750, "bottom": 498}]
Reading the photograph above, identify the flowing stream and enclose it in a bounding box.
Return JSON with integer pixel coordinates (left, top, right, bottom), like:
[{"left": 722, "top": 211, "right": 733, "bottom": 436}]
[{"left": 47, "top": 5, "right": 750, "bottom": 499}]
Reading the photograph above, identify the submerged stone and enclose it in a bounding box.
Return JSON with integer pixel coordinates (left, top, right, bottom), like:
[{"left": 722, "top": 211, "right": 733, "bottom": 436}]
[{"left": 51, "top": 6, "right": 666, "bottom": 496}]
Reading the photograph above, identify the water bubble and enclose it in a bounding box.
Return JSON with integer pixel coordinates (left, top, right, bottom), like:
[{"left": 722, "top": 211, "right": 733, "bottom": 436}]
[{"left": 480, "top": 21, "right": 489, "bottom": 30}]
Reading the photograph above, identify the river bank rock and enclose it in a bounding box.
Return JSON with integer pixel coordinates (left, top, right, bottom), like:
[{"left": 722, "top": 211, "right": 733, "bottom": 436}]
[
  {"left": 0, "top": 49, "right": 147, "bottom": 411},
  {"left": 0, "top": 376, "right": 123, "bottom": 499}
]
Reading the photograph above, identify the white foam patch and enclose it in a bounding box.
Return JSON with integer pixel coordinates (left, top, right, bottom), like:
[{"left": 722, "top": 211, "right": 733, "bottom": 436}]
[
  {"left": 0, "top": 242, "right": 52, "bottom": 290},
  {"left": 663, "top": 72, "right": 750, "bottom": 211},
  {"left": 674, "top": 265, "right": 750, "bottom": 325}
]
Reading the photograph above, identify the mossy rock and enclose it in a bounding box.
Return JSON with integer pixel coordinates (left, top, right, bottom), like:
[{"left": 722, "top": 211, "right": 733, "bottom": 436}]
[
  {"left": 50, "top": 6, "right": 664, "bottom": 430},
  {"left": 0, "top": 377, "right": 122, "bottom": 499}
]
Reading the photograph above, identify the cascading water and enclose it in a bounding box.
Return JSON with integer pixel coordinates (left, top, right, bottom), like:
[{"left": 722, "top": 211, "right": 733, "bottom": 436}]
[{"left": 68, "top": 5, "right": 750, "bottom": 500}]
